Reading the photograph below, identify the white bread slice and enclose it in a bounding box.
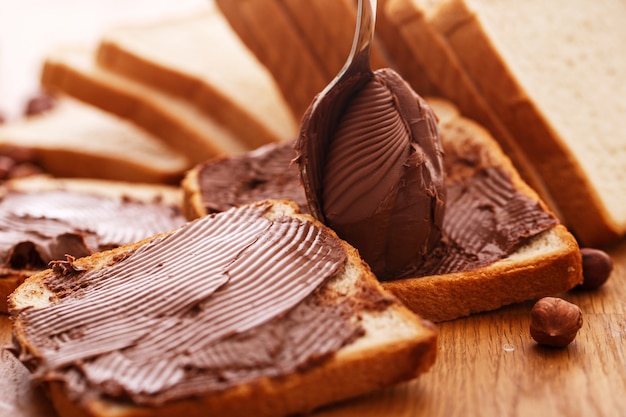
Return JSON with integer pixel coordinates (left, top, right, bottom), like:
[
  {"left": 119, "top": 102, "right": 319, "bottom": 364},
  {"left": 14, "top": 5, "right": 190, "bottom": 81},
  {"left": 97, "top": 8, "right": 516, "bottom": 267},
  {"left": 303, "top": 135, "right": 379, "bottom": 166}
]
[
  {"left": 379, "top": 0, "right": 559, "bottom": 216},
  {"left": 0, "top": 175, "right": 184, "bottom": 313},
  {"left": 41, "top": 45, "right": 249, "bottom": 164},
  {"left": 182, "top": 97, "right": 582, "bottom": 322},
  {"left": 382, "top": 98, "right": 581, "bottom": 322},
  {"left": 8, "top": 200, "right": 437, "bottom": 417},
  {"left": 0, "top": 96, "right": 189, "bottom": 184},
  {"left": 96, "top": 5, "right": 297, "bottom": 148},
  {"left": 427, "top": 0, "right": 626, "bottom": 247}
]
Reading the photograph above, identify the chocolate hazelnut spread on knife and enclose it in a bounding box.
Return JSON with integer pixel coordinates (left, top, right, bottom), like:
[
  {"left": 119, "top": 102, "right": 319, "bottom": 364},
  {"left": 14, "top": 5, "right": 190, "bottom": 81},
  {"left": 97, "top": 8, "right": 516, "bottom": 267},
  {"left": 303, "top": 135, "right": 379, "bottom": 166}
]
[
  {"left": 15, "top": 203, "right": 369, "bottom": 406},
  {"left": 0, "top": 189, "right": 185, "bottom": 270}
]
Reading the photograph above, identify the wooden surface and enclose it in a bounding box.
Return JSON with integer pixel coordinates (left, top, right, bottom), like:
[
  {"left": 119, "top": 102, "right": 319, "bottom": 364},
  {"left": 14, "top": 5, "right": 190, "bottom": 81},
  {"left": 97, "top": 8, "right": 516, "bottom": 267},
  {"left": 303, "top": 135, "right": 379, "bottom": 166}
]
[{"left": 2, "top": 239, "right": 625, "bottom": 417}]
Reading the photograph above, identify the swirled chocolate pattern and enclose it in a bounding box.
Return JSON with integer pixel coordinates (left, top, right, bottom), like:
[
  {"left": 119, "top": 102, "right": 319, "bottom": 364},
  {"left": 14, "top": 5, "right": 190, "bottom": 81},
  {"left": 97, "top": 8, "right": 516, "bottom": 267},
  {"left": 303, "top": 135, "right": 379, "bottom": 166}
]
[
  {"left": 19, "top": 202, "right": 360, "bottom": 405},
  {"left": 0, "top": 190, "right": 185, "bottom": 269},
  {"left": 197, "top": 142, "right": 308, "bottom": 214}
]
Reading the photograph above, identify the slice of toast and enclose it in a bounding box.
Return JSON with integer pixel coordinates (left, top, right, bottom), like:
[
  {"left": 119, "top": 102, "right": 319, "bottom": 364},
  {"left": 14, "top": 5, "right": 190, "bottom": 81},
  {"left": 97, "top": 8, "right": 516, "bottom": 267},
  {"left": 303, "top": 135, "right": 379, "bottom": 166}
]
[
  {"left": 96, "top": 5, "right": 297, "bottom": 149},
  {"left": 0, "top": 175, "right": 185, "bottom": 313},
  {"left": 9, "top": 200, "right": 437, "bottom": 417},
  {"left": 183, "top": 98, "right": 582, "bottom": 322},
  {"left": 385, "top": 98, "right": 581, "bottom": 322},
  {"left": 0, "top": 96, "right": 189, "bottom": 184},
  {"left": 41, "top": 45, "right": 249, "bottom": 164},
  {"left": 426, "top": 0, "right": 626, "bottom": 247}
]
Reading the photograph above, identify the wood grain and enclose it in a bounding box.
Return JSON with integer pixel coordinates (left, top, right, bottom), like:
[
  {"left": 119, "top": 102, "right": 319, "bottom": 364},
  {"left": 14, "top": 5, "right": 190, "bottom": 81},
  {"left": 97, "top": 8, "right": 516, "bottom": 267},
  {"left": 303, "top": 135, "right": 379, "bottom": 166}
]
[{"left": 2, "top": 239, "right": 624, "bottom": 417}]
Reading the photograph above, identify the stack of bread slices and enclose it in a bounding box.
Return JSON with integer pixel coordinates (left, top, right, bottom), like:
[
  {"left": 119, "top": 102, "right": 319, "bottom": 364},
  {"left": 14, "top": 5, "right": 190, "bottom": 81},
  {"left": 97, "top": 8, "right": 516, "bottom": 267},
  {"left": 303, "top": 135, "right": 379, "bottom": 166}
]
[{"left": 3, "top": 0, "right": 623, "bottom": 416}]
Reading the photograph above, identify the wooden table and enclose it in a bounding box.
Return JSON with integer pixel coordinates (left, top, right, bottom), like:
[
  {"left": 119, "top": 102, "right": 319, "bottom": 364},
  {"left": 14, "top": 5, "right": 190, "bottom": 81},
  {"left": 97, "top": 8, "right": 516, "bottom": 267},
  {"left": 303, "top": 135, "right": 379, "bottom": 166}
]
[{"left": 2, "top": 239, "right": 625, "bottom": 417}]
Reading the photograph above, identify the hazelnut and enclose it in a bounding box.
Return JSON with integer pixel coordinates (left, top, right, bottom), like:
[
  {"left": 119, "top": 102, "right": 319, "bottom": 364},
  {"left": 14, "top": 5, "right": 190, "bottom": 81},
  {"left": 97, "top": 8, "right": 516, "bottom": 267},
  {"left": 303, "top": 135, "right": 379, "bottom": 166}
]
[
  {"left": 577, "top": 248, "right": 613, "bottom": 290},
  {"left": 530, "top": 297, "right": 583, "bottom": 348}
]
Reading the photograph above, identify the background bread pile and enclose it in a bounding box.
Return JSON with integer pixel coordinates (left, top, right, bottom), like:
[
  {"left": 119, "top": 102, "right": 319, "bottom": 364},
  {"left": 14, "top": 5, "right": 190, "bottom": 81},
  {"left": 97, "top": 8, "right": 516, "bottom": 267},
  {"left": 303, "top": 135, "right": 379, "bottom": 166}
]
[{"left": 216, "top": 0, "right": 626, "bottom": 249}]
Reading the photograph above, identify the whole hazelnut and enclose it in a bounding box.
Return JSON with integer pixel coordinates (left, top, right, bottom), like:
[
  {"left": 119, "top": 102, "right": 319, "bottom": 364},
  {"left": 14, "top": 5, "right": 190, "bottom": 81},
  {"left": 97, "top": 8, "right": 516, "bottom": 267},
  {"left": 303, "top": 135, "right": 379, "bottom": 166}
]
[
  {"left": 577, "top": 248, "right": 613, "bottom": 290},
  {"left": 530, "top": 297, "right": 583, "bottom": 348}
]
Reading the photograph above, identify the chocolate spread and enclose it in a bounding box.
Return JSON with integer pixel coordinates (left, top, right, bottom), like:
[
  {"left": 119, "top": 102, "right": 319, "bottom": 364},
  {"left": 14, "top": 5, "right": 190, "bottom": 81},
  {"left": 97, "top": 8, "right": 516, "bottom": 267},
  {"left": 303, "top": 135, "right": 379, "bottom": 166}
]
[
  {"left": 296, "top": 68, "right": 446, "bottom": 280},
  {"left": 16, "top": 203, "right": 368, "bottom": 406},
  {"left": 196, "top": 138, "right": 556, "bottom": 280},
  {"left": 197, "top": 142, "right": 308, "bottom": 214},
  {"left": 0, "top": 189, "right": 185, "bottom": 270}
]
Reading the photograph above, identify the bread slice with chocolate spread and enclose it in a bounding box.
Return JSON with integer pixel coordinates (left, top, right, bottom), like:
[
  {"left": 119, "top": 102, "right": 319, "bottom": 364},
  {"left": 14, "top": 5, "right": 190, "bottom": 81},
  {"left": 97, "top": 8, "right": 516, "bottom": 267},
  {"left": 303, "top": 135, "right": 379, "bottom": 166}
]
[
  {"left": 0, "top": 175, "right": 185, "bottom": 313},
  {"left": 182, "top": 98, "right": 582, "bottom": 322},
  {"left": 8, "top": 200, "right": 437, "bottom": 417}
]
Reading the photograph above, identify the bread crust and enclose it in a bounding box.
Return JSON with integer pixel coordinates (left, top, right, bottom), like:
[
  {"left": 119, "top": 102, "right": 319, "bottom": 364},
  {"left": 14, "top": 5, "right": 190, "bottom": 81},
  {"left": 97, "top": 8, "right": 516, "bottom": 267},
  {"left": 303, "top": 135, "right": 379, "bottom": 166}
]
[
  {"left": 9, "top": 201, "right": 437, "bottom": 417},
  {"left": 380, "top": 0, "right": 560, "bottom": 219}
]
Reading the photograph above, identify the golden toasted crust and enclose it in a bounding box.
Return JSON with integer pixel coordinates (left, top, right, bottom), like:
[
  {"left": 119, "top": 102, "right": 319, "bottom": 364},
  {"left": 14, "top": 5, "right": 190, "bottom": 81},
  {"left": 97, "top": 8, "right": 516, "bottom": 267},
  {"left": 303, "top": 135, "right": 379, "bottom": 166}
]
[
  {"left": 9, "top": 200, "right": 437, "bottom": 417},
  {"left": 0, "top": 97, "right": 190, "bottom": 184},
  {"left": 180, "top": 165, "right": 207, "bottom": 221}
]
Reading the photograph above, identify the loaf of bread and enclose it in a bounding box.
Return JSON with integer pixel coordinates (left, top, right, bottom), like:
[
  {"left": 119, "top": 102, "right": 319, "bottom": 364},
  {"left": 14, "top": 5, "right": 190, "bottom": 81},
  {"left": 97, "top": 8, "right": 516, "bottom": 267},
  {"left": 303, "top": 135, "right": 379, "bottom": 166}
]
[
  {"left": 0, "top": 96, "right": 189, "bottom": 184},
  {"left": 41, "top": 45, "right": 249, "bottom": 164},
  {"left": 183, "top": 97, "right": 582, "bottom": 322},
  {"left": 8, "top": 200, "right": 437, "bottom": 417},
  {"left": 96, "top": 4, "right": 297, "bottom": 148},
  {"left": 422, "top": 0, "right": 626, "bottom": 247},
  {"left": 0, "top": 175, "right": 185, "bottom": 313}
]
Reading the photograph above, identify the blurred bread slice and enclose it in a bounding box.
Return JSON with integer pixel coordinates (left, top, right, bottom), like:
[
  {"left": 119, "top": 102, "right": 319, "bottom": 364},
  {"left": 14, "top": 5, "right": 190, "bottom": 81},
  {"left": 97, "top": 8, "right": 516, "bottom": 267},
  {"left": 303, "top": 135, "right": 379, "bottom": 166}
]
[
  {"left": 427, "top": 0, "right": 626, "bottom": 247},
  {"left": 183, "top": 98, "right": 582, "bottom": 322},
  {"left": 0, "top": 175, "right": 184, "bottom": 313},
  {"left": 216, "top": 0, "right": 328, "bottom": 119},
  {"left": 96, "top": 4, "right": 297, "bottom": 148},
  {"left": 216, "top": 0, "right": 388, "bottom": 119},
  {"left": 41, "top": 45, "right": 249, "bottom": 164},
  {"left": 379, "top": 0, "right": 558, "bottom": 214},
  {"left": 0, "top": 96, "right": 188, "bottom": 184},
  {"left": 9, "top": 200, "right": 437, "bottom": 417}
]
